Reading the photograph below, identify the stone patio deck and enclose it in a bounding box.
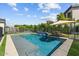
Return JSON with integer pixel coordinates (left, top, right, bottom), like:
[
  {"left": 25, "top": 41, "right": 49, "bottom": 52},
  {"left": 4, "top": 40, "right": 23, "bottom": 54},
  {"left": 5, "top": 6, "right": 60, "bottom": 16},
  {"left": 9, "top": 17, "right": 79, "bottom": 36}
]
[
  {"left": 5, "top": 35, "right": 18, "bottom": 56},
  {"left": 51, "top": 38, "right": 73, "bottom": 56}
]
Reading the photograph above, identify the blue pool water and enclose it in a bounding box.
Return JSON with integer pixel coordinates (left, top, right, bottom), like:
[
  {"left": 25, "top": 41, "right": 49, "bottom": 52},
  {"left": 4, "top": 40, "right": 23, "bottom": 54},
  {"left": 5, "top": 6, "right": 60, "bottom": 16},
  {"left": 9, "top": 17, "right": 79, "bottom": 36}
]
[{"left": 21, "top": 34, "right": 64, "bottom": 56}]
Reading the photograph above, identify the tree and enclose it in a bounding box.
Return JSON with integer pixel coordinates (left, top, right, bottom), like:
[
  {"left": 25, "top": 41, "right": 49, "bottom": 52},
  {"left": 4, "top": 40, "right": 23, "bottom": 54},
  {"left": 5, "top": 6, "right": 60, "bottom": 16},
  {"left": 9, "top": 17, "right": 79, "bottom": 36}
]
[
  {"left": 57, "top": 13, "right": 70, "bottom": 21},
  {"left": 57, "top": 13, "right": 65, "bottom": 21},
  {"left": 47, "top": 20, "right": 54, "bottom": 24}
]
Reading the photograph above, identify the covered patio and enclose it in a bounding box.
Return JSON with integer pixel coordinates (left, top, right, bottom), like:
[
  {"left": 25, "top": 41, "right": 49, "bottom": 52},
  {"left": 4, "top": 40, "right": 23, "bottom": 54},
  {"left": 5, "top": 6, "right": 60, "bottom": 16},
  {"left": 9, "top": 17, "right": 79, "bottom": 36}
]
[{"left": 51, "top": 20, "right": 79, "bottom": 40}]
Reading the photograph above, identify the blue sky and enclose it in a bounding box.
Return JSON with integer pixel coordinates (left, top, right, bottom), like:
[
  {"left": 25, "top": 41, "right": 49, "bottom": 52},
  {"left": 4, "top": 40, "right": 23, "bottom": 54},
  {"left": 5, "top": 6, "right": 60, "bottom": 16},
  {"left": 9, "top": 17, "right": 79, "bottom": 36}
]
[{"left": 0, "top": 3, "right": 71, "bottom": 26}]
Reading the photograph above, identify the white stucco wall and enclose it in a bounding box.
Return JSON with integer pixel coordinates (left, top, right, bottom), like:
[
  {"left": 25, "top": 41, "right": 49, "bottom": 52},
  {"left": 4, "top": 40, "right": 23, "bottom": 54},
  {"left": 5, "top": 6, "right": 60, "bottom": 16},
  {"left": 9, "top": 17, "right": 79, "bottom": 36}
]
[
  {"left": 0, "top": 22, "right": 5, "bottom": 34},
  {"left": 72, "top": 8, "right": 79, "bottom": 20}
]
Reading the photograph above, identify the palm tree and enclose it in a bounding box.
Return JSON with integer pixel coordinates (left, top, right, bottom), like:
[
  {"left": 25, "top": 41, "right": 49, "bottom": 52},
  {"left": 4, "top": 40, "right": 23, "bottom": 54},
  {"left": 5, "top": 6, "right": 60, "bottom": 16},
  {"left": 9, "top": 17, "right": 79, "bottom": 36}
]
[
  {"left": 57, "top": 13, "right": 70, "bottom": 21},
  {"left": 56, "top": 13, "right": 72, "bottom": 34}
]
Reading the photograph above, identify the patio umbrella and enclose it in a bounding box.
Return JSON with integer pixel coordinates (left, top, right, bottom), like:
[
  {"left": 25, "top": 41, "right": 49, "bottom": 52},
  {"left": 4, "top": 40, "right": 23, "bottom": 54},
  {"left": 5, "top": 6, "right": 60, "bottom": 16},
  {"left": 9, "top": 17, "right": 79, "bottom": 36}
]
[{"left": 51, "top": 20, "right": 75, "bottom": 25}]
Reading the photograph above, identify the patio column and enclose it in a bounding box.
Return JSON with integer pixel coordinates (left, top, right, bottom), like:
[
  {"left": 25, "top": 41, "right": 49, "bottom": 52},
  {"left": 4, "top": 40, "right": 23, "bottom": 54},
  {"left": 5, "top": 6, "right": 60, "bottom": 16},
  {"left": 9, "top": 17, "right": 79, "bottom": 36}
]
[{"left": 73, "top": 18, "right": 76, "bottom": 40}]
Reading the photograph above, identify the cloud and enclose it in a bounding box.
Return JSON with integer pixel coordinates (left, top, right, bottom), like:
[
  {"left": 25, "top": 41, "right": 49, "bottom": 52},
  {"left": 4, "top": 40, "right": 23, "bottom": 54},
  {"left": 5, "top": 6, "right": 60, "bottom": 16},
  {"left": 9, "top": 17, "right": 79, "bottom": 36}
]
[
  {"left": 27, "top": 14, "right": 31, "bottom": 17},
  {"left": 38, "top": 3, "right": 61, "bottom": 10},
  {"left": 13, "top": 7, "right": 18, "bottom": 11},
  {"left": 7, "top": 3, "right": 18, "bottom": 11},
  {"left": 38, "top": 3, "right": 61, "bottom": 13},
  {"left": 38, "top": 3, "right": 44, "bottom": 9},
  {"left": 7, "top": 3, "right": 16, "bottom": 7},
  {"left": 6, "top": 18, "right": 10, "bottom": 21},
  {"left": 42, "top": 9, "right": 49, "bottom": 13},
  {"left": 40, "top": 13, "right": 58, "bottom": 21},
  {"left": 44, "top": 3, "right": 61, "bottom": 9},
  {"left": 24, "top": 7, "right": 29, "bottom": 11},
  {"left": 26, "top": 14, "right": 37, "bottom": 18}
]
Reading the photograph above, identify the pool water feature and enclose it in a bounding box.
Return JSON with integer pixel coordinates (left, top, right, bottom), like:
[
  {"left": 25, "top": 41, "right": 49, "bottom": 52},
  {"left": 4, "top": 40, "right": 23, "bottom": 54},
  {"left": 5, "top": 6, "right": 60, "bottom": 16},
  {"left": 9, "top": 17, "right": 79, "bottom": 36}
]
[{"left": 20, "top": 34, "right": 64, "bottom": 56}]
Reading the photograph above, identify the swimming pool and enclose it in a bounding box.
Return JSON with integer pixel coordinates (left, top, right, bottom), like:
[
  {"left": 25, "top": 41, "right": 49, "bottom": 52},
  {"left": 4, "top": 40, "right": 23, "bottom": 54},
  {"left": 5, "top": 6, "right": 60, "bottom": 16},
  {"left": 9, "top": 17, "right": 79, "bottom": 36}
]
[{"left": 19, "top": 34, "right": 64, "bottom": 56}]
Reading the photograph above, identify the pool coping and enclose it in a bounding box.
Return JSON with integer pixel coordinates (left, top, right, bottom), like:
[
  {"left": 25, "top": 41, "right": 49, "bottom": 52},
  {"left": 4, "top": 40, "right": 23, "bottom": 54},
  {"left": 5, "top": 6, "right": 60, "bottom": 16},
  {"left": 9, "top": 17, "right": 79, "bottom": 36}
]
[
  {"left": 5, "top": 35, "right": 18, "bottom": 56},
  {"left": 5, "top": 33, "right": 73, "bottom": 56},
  {"left": 51, "top": 37, "right": 73, "bottom": 56},
  {"left": 10, "top": 32, "right": 36, "bottom": 36}
]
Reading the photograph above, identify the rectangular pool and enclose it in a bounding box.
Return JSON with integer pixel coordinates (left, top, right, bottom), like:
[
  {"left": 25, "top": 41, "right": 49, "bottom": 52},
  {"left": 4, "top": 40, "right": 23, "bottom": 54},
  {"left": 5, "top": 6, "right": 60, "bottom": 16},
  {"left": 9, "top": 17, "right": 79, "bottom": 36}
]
[{"left": 20, "top": 34, "right": 64, "bottom": 56}]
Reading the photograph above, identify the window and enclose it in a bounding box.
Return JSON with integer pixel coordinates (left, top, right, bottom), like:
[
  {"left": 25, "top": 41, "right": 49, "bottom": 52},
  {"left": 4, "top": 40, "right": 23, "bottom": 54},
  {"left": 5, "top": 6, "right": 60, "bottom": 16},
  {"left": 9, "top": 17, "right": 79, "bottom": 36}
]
[{"left": 67, "top": 12, "right": 72, "bottom": 19}]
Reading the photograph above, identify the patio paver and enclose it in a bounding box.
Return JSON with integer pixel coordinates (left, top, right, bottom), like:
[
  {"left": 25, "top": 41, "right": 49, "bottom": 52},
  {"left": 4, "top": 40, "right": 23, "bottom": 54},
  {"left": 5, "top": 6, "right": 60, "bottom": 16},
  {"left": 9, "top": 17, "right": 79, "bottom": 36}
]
[
  {"left": 51, "top": 38, "right": 73, "bottom": 56},
  {"left": 5, "top": 35, "right": 18, "bottom": 56}
]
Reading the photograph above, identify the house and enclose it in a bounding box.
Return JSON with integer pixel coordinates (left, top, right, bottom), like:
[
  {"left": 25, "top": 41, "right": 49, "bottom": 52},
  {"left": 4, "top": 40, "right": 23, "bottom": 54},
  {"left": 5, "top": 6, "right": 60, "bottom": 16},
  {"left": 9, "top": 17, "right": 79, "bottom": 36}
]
[
  {"left": 0, "top": 18, "right": 6, "bottom": 37},
  {"left": 5, "top": 27, "right": 16, "bottom": 34},
  {"left": 64, "top": 4, "right": 79, "bottom": 20},
  {"left": 5, "top": 26, "right": 10, "bottom": 34},
  {"left": 64, "top": 4, "right": 79, "bottom": 33}
]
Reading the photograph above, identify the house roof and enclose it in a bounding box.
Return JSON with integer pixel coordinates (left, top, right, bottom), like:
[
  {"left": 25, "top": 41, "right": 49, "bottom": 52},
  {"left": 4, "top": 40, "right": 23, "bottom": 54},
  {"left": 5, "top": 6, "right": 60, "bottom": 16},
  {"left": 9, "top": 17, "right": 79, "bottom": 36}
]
[
  {"left": 64, "top": 4, "right": 79, "bottom": 14},
  {"left": 0, "top": 18, "right": 5, "bottom": 23}
]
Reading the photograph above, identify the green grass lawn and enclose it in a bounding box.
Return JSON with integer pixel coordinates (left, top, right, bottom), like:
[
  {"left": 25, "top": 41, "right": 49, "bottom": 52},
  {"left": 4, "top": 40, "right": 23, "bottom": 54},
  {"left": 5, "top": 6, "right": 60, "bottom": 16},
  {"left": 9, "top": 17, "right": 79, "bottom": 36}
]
[
  {"left": 62, "top": 34, "right": 79, "bottom": 56},
  {"left": 68, "top": 40, "right": 79, "bottom": 56},
  {"left": 0, "top": 35, "right": 6, "bottom": 56}
]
